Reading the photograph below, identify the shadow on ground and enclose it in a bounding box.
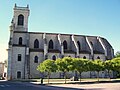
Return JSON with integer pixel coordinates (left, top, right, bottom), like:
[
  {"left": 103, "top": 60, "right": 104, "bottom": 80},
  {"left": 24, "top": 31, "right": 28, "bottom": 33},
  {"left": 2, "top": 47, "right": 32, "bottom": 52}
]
[
  {"left": 1, "top": 80, "right": 120, "bottom": 90},
  {"left": 0, "top": 80, "right": 102, "bottom": 90},
  {"left": 31, "top": 83, "right": 103, "bottom": 90}
]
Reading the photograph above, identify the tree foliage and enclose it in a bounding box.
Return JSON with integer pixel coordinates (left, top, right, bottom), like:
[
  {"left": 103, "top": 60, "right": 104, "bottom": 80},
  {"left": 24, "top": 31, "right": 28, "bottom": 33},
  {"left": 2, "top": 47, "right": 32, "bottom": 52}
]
[
  {"left": 55, "top": 57, "right": 73, "bottom": 83},
  {"left": 37, "top": 59, "right": 57, "bottom": 83},
  {"left": 111, "top": 58, "right": 120, "bottom": 73},
  {"left": 104, "top": 60, "right": 114, "bottom": 79},
  {"left": 115, "top": 51, "right": 120, "bottom": 58},
  {"left": 92, "top": 59, "right": 104, "bottom": 81},
  {"left": 37, "top": 56, "right": 120, "bottom": 83},
  {"left": 71, "top": 58, "right": 89, "bottom": 81}
]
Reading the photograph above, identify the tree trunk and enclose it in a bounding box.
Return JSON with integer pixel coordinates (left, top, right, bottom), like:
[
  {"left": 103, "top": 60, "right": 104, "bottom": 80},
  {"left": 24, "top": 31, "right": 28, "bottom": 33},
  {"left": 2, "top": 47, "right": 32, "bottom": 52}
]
[
  {"left": 108, "top": 70, "right": 111, "bottom": 81},
  {"left": 64, "top": 72, "right": 66, "bottom": 84},
  {"left": 48, "top": 73, "right": 50, "bottom": 84},
  {"left": 97, "top": 71, "right": 99, "bottom": 82},
  {"left": 79, "top": 72, "right": 81, "bottom": 82}
]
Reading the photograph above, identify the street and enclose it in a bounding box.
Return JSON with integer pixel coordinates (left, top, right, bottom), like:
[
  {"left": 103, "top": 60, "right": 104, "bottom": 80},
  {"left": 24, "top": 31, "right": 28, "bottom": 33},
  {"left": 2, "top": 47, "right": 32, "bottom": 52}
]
[
  {"left": 0, "top": 80, "right": 81, "bottom": 90},
  {"left": 1, "top": 80, "right": 120, "bottom": 90}
]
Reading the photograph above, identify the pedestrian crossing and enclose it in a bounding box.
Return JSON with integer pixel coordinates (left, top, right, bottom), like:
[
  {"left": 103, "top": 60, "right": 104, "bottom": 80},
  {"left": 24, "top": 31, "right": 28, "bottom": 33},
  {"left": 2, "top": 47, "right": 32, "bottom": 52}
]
[{"left": 0, "top": 85, "right": 10, "bottom": 87}]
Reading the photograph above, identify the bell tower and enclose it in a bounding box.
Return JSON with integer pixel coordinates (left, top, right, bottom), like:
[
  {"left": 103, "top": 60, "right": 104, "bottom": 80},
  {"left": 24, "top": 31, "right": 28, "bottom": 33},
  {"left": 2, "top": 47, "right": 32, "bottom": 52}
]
[
  {"left": 13, "top": 4, "right": 29, "bottom": 32},
  {"left": 7, "top": 4, "right": 30, "bottom": 80}
]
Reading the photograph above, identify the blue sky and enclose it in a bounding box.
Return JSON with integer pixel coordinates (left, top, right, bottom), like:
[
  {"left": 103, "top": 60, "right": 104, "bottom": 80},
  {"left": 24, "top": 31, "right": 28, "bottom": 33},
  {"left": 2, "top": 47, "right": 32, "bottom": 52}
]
[{"left": 0, "top": 0, "right": 120, "bottom": 61}]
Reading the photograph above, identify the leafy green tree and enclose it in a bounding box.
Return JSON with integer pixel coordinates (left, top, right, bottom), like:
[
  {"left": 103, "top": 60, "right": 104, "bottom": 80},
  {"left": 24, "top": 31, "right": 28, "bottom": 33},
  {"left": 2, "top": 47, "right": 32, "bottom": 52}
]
[
  {"left": 37, "top": 59, "right": 57, "bottom": 84},
  {"left": 87, "top": 60, "right": 96, "bottom": 79},
  {"left": 92, "top": 59, "right": 104, "bottom": 81},
  {"left": 55, "top": 57, "right": 73, "bottom": 83},
  {"left": 115, "top": 51, "right": 120, "bottom": 58},
  {"left": 111, "top": 57, "right": 120, "bottom": 77},
  {"left": 104, "top": 60, "right": 114, "bottom": 80},
  {"left": 72, "top": 58, "right": 89, "bottom": 82},
  {"left": 87, "top": 60, "right": 94, "bottom": 71}
]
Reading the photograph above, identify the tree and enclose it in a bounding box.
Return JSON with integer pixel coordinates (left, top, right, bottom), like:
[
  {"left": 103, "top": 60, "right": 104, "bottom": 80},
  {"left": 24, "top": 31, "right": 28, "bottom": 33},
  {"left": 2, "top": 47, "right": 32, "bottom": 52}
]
[
  {"left": 104, "top": 57, "right": 120, "bottom": 79},
  {"left": 115, "top": 51, "right": 120, "bottom": 58},
  {"left": 104, "top": 60, "right": 114, "bottom": 80},
  {"left": 72, "top": 58, "right": 89, "bottom": 82},
  {"left": 55, "top": 57, "right": 73, "bottom": 83},
  {"left": 87, "top": 60, "right": 94, "bottom": 71},
  {"left": 111, "top": 57, "right": 120, "bottom": 77},
  {"left": 87, "top": 60, "right": 96, "bottom": 79},
  {"left": 37, "top": 59, "right": 57, "bottom": 84},
  {"left": 92, "top": 59, "right": 104, "bottom": 81}
]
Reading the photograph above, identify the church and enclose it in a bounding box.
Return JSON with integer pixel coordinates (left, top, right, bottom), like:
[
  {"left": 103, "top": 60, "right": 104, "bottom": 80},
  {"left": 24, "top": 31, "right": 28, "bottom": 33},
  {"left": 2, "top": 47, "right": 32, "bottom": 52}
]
[{"left": 7, "top": 4, "right": 114, "bottom": 80}]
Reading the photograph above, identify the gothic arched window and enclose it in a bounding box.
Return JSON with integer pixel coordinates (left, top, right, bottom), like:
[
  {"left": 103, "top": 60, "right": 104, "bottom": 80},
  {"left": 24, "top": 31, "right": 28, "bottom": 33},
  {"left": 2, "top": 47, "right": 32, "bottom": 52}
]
[
  {"left": 19, "top": 37, "right": 22, "bottom": 45},
  {"left": 34, "top": 39, "right": 39, "bottom": 48},
  {"left": 63, "top": 40, "right": 67, "bottom": 50},
  {"left": 97, "top": 56, "right": 100, "bottom": 59},
  {"left": 34, "top": 56, "right": 38, "bottom": 63},
  {"left": 77, "top": 41, "right": 81, "bottom": 51},
  {"left": 52, "top": 55, "right": 56, "bottom": 60},
  {"left": 83, "top": 56, "right": 86, "bottom": 59},
  {"left": 49, "top": 40, "right": 54, "bottom": 49},
  {"left": 18, "top": 14, "right": 24, "bottom": 26}
]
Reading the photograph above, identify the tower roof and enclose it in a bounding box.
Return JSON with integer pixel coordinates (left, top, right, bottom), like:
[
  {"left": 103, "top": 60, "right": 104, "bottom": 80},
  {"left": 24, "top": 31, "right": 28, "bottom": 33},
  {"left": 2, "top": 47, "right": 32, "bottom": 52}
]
[{"left": 14, "top": 3, "right": 29, "bottom": 11}]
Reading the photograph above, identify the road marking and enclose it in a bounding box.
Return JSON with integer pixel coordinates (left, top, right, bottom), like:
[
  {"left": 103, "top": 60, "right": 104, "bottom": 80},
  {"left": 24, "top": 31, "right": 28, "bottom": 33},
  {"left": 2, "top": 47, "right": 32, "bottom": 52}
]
[
  {"left": 6, "top": 85, "right": 10, "bottom": 86},
  {"left": 0, "top": 85, "right": 10, "bottom": 87},
  {"left": 0, "top": 85, "right": 5, "bottom": 87}
]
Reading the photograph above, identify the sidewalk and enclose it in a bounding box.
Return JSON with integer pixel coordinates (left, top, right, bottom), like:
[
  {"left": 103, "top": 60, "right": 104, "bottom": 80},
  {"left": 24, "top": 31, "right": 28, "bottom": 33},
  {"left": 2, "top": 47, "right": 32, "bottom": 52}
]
[
  {"left": 30, "top": 81, "right": 120, "bottom": 90},
  {"left": 29, "top": 80, "right": 120, "bottom": 90},
  {"left": 49, "top": 83, "right": 120, "bottom": 90}
]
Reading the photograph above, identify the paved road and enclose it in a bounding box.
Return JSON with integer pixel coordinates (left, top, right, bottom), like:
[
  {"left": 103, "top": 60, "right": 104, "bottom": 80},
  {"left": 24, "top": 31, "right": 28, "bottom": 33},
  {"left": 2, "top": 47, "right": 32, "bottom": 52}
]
[
  {"left": 0, "top": 80, "right": 81, "bottom": 90},
  {"left": 1, "top": 80, "right": 120, "bottom": 90}
]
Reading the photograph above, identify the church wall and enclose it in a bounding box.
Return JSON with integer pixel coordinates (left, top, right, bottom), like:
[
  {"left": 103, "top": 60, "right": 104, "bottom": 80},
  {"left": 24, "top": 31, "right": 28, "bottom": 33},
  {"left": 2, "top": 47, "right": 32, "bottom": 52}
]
[
  {"left": 29, "top": 33, "right": 44, "bottom": 49},
  {"left": 87, "top": 37, "right": 104, "bottom": 53},
  {"left": 74, "top": 36, "right": 91, "bottom": 51},
  {"left": 7, "top": 48, "right": 12, "bottom": 80},
  {"left": 94, "top": 54, "right": 106, "bottom": 61},
  {"left": 81, "top": 71, "right": 91, "bottom": 78},
  {"left": 79, "top": 54, "right": 90, "bottom": 59},
  {"left": 101, "top": 38, "right": 113, "bottom": 59},
  {"left": 12, "top": 47, "right": 26, "bottom": 79},
  {"left": 90, "top": 71, "right": 113, "bottom": 78},
  {"left": 13, "top": 33, "right": 27, "bottom": 45},
  {"left": 60, "top": 35, "right": 71, "bottom": 50},
  {"left": 47, "top": 52, "right": 60, "bottom": 60},
  {"left": 29, "top": 52, "right": 44, "bottom": 78},
  {"left": 64, "top": 53, "right": 75, "bottom": 58},
  {"left": 87, "top": 37, "right": 97, "bottom": 51},
  {"left": 50, "top": 72, "right": 60, "bottom": 78},
  {"left": 45, "top": 34, "right": 60, "bottom": 50}
]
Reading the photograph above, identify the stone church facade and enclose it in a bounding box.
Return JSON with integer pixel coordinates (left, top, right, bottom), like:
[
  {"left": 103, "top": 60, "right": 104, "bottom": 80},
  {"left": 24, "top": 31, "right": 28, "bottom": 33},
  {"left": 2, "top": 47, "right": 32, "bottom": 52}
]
[{"left": 7, "top": 5, "right": 114, "bottom": 80}]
